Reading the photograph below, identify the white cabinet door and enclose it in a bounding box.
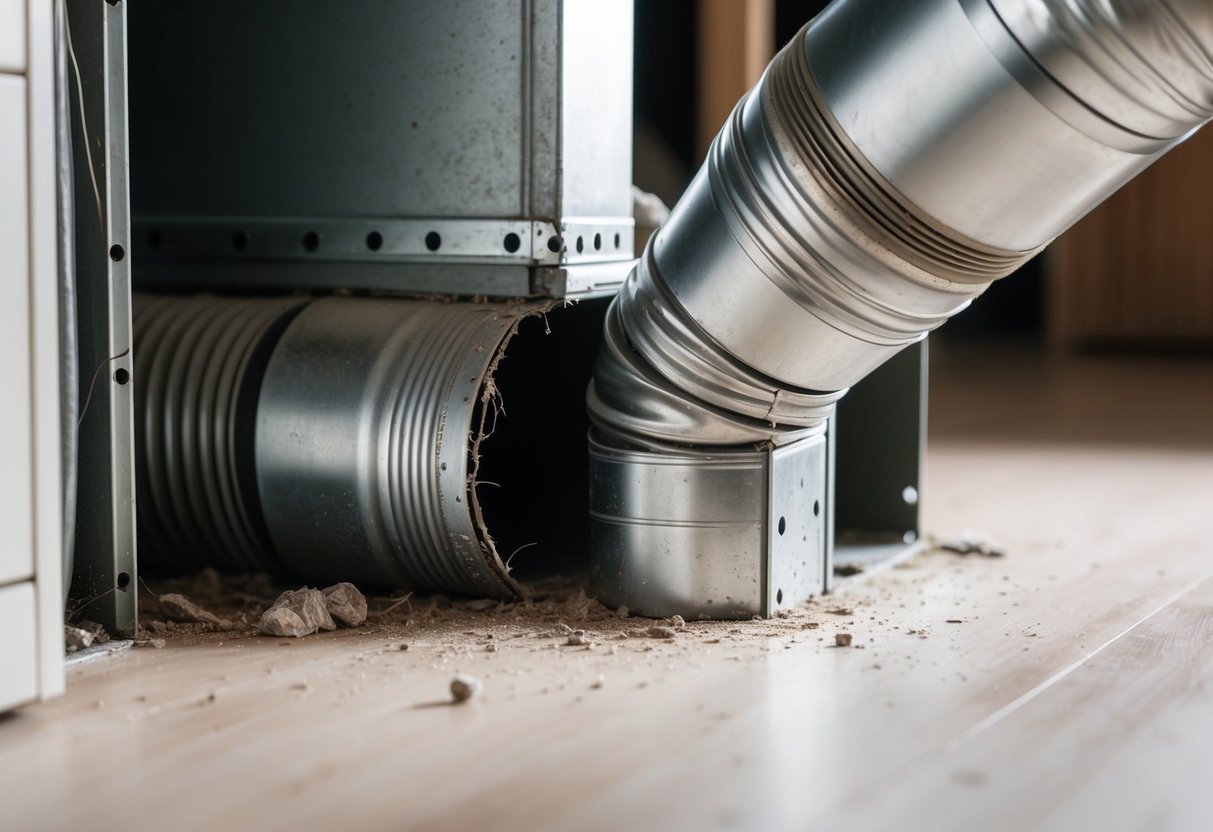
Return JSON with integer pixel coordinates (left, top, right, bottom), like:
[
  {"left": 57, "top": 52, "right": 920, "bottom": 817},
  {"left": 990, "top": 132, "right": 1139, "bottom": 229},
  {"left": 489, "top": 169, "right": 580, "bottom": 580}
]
[
  {"left": 0, "top": 0, "right": 24, "bottom": 73},
  {"left": 0, "top": 583, "right": 37, "bottom": 711},
  {"left": 0, "top": 75, "right": 33, "bottom": 586}
]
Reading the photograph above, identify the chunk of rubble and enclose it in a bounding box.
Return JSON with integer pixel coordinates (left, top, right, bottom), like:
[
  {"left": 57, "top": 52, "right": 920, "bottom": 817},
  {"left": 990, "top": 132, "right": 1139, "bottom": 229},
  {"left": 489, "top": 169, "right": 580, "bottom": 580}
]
[
  {"left": 257, "top": 588, "right": 336, "bottom": 638},
  {"left": 257, "top": 607, "right": 311, "bottom": 638},
  {"left": 158, "top": 593, "right": 233, "bottom": 629},
  {"left": 77, "top": 620, "right": 110, "bottom": 645},
  {"left": 322, "top": 582, "right": 368, "bottom": 627},
  {"left": 450, "top": 674, "right": 483, "bottom": 703},
  {"left": 64, "top": 625, "right": 94, "bottom": 653}
]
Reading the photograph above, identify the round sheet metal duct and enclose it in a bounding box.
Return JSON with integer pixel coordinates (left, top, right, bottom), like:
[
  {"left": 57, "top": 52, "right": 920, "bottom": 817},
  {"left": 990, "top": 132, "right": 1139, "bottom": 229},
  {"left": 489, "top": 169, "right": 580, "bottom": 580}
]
[
  {"left": 133, "top": 294, "right": 308, "bottom": 575},
  {"left": 134, "top": 293, "right": 596, "bottom": 598},
  {"left": 255, "top": 297, "right": 537, "bottom": 596},
  {"left": 587, "top": 0, "right": 1212, "bottom": 614}
]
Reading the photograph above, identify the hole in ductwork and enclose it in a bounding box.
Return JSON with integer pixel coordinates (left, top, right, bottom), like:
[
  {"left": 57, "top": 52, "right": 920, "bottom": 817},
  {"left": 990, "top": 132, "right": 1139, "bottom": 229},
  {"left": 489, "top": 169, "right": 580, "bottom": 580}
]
[
  {"left": 777, "top": 588, "right": 783, "bottom": 604},
  {"left": 302, "top": 231, "right": 320, "bottom": 251},
  {"left": 593, "top": 233, "right": 602, "bottom": 251},
  {"left": 117, "top": 572, "right": 131, "bottom": 590},
  {"left": 425, "top": 231, "right": 442, "bottom": 251},
  {"left": 366, "top": 231, "right": 383, "bottom": 251},
  {"left": 472, "top": 297, "right": 610, "bottom": 584},
  {"left": 575, "top": 236, "right": 584, "bottom": 254},
  {"left": 778, "top": 516, "right": 787, "bottom": 536},
  {"left": 109, "top": 244, "right": 126, "bottom": 262},
  {"left": 232, "top": 230, "right": 250, "bottom": 251},
  {"left": 503, "top": 232, "right": 521, "bottom": 253},
  {"left": 113, "top": 368, "right": 130, "bottom": 385}
]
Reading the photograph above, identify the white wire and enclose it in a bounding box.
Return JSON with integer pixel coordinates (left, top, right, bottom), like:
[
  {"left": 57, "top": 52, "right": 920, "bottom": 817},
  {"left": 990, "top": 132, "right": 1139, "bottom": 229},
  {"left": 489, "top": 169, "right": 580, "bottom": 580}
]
[{"left": 60, "top": 0, "right": 104, "bottom": 234}]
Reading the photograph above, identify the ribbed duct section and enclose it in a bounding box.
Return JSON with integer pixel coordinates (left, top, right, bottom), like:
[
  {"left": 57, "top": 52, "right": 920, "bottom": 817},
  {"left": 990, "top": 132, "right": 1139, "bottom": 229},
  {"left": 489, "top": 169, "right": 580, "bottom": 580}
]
[
  {"left": 133, "top": 294, "right": 308, "bottom": 575},
  {"left": 254, "top": 297, "right": 537, "bottom": 596},
  {"left": 587, "top": 0, "right": 1212, "bottom": 616},
  {"left": 133, "top": 293, "right": 587, "bottom": 598}
]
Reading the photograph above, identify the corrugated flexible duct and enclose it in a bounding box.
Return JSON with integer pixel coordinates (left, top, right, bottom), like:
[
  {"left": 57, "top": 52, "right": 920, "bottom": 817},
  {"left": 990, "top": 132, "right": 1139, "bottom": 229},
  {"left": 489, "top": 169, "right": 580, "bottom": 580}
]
[{"left": 587, "top": 0, "right": 1212, "bottom": 614}]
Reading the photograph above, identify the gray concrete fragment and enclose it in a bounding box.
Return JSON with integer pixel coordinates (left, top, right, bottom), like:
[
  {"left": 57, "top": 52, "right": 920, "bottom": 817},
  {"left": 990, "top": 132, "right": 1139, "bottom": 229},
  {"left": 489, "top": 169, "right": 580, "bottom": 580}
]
[
  {"left": 64, "top": 625, "right": 94, "bottom": 653},
  {"left": 257, "top": 607, "right": 311, "bottom": 638},
  {"left": 322, "top": 582, "right": 367, "bottom": 627},
  {"left": 260, "top": 588, "right": 336, "bottom": 637},
  {"left": 77, "top": 620, "right": 110, "bottom": 645}
]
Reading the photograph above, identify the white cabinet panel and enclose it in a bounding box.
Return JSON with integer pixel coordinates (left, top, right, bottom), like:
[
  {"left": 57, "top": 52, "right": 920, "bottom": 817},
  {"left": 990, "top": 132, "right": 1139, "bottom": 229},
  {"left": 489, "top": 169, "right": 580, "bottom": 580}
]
[
  {"left": 0, "top": 582, "right": 37, "bottom": 711},
  {"left": 0, "top": 0, "right": 25, "bottom": 73},
  {"left": 0, "top": 75, "right": 33, "bottom": 585}
]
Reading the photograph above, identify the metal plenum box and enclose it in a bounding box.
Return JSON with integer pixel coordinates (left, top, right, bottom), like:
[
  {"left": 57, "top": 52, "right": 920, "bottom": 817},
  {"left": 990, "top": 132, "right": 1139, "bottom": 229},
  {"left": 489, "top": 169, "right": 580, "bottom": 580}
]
[{"left": 128, "top": 0, "right": 635, "bottom": 299}]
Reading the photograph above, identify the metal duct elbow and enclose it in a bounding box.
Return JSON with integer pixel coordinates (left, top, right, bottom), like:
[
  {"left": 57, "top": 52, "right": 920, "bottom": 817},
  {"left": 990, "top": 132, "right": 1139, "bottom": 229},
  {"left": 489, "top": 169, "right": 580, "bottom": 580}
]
[{"left": 587, "top": 0, "right": 1212, "bottom": 618}]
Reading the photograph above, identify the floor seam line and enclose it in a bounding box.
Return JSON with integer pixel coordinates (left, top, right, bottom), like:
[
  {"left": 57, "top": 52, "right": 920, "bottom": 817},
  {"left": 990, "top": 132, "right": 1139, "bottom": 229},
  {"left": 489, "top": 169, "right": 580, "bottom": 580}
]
[{"left": 944, "top": 566, "right": 1213, "bottom": 751}]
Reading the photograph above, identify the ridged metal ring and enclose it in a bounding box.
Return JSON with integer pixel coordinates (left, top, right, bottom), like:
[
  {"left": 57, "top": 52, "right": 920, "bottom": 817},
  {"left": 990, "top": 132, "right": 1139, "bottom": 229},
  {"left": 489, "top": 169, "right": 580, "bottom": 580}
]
[
  {"left": 255, "top": 297, "right": 552, "bottom": 596},
  {"left": 133, "top": 294, "right": 308, "bottom": 574}
]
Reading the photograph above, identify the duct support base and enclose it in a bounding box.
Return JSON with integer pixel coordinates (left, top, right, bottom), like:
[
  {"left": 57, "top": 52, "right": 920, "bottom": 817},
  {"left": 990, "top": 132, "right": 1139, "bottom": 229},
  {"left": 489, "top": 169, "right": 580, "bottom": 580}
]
[{"left": 588, "top": 431, "right": 829, "bottom": 620}]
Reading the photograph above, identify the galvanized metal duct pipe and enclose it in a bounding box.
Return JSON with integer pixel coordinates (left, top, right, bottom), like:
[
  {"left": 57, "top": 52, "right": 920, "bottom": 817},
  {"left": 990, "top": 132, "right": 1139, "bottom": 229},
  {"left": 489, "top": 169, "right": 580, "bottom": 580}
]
[
  {"left": 133, "top": 292, "right": 604, "bottom": 598},
  {"left": 588, "top": 0, "right": 1212, "bottom": 616}
]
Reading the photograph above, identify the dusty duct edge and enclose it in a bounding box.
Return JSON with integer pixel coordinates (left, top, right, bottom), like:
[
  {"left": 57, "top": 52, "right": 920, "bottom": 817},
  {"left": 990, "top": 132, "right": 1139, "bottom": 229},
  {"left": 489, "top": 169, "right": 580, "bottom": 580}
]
[{"left": 465, "top": 299, "right": 565, "bottom": 600}]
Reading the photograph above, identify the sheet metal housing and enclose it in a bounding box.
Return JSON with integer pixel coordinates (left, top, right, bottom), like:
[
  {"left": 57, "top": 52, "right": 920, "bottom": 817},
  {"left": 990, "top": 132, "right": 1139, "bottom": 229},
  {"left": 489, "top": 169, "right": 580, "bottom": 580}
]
[{"left": 126, "top": 0, "right": 635, "bottom": 299}]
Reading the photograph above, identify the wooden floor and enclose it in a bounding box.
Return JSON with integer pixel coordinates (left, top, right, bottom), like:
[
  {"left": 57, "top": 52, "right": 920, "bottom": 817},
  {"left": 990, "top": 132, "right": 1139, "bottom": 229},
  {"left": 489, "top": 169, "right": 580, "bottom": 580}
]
[{"left": 4, "top": 342, "right": 1213, "bottom": 831}]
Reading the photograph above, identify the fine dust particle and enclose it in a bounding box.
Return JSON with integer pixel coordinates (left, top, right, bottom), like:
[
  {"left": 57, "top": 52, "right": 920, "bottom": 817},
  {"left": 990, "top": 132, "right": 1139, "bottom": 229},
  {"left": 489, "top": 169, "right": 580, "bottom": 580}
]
[
  {"left": 566, "top": 630, "right": 589, "bottom": 646},
  {"left": 646, "top": 626, "right": 676, "bottom": 640},
  {"left": 135, "top": 637, "right": 166, "bottom": 649},
  {"left": 451, "top": 674, "right": 483, "bottom": 703},
  {"left": 835, "top": 633, "right": 853, "bottom": 647},
  {"left": 615, "top": 606, "right": 629, "bottom": 619},
  {"left": 591, "top": 675, "right": 605, "bottom": 690},
  {"left": 397, "top": 643, "right": 410, "bottom": 651},
  {"left": 670, "top": 615, "right": 686, "bottom": 629},
  {"left": 486, "top": 643, "right": 498, "bottom": 652},
  {"left": 946, "top": 619, "right": 964, "bottom": 624},
  {"left": 802, "top": 622, "right": 820, "bottom": 630},
  {"left": 826, "top": 607, "right": 853, "bottom": 616}
]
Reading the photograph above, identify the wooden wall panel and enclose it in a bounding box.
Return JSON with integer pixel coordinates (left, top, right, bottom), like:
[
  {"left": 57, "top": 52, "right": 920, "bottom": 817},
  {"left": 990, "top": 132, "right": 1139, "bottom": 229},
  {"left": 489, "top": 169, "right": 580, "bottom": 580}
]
[
  {"left": 697, "top": 0, "right": 774, "bottom": 157},
  {"left": 1049, "top": 127, "right": 1213, "bottom": 347}
]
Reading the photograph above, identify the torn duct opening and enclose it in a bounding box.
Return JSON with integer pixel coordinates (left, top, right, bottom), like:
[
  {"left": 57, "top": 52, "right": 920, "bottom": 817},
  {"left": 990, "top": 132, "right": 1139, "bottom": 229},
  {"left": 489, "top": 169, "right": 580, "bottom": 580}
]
[{"left": 133, "top": 293, "right": 609, "bottom": 600}]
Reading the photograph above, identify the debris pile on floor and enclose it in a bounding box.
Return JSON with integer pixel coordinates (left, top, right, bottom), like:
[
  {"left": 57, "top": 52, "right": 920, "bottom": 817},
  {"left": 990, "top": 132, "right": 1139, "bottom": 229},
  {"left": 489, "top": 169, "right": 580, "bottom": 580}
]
[
  {"left": 931, "top": 530, "right": 1008, "bottom": 558},
  {"left": 64, "top": 625, "right": 93, "bottom": 653},
  {"left": 158, "top": 593, "right": 234, "bottom": 630},
  {"left": 257, "top": 585, "right": 371, "bottom": 638},
  {"left": 64, "top": 620, "right": 110, "bottom": 653},
  {"left": 134, "top": 570, "right": 368, "bottom": 641}
]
